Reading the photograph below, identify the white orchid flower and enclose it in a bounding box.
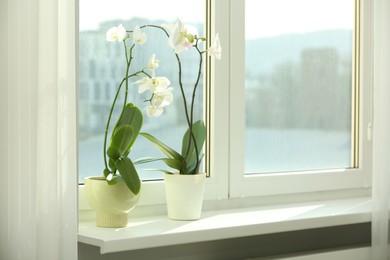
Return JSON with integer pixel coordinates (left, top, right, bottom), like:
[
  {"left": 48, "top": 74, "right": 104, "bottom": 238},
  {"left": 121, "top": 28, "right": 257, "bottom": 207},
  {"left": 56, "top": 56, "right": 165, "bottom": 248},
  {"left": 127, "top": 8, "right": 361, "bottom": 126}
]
[
  {"left": 152, "top": 87, "right": 174, "bottom": 108},
  {"left": 106, "top": 24, "right": 127, "bottom": 42},
  {"left": 153, "top": 77, "right": 171, "bottom": 90},
  {"left": 146, "top": 88, "right": 173, "bottom": 117},
  {"left": 135, "top": 77, "right": 152, "bottom": 94},
  {"left": 164, "top": 19, "right": 196, "bottom": 54},
  {"left": 133, "top": 25, "right": 147, "bottom": 45},
  {"left": 146, "top": 106, "right": 164, "bottom": 117},
  {"left": 136, "top": 76, "right": 171, "bottom": 94},
  {"left": 208, "top": 33, "right": 222, "bottom": 60},
  {"left": 148, "top": 54, "right": 159, "bottom": 70}
]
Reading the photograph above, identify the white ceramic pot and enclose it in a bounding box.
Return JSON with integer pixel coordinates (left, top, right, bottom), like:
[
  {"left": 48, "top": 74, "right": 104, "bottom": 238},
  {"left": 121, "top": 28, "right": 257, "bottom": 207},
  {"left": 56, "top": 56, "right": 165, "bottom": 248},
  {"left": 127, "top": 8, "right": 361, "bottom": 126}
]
[
  {"left": 84, "top": 176, "right": 140, "bottom": 228},
  {"left": 164, "top": 173, "right": 206, "bottom": 220}
]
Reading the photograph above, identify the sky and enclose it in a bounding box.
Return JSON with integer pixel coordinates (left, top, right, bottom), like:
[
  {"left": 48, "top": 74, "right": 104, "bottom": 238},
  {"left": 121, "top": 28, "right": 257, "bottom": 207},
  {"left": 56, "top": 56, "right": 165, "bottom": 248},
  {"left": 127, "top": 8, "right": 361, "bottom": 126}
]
[
  {"left": 245, "top": 0, "right": 354, "bottom": 38},
  {"left": 80, "top": 0, "right": 354, "bottom": 39},
  {"left": 79, "top": 0, "right": 204, "bottom": 31}
]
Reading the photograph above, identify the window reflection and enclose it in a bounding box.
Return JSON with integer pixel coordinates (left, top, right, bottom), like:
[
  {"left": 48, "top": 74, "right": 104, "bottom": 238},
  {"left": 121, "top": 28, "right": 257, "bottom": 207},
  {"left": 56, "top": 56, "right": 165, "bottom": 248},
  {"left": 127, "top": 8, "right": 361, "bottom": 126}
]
[
  {"left": 245, "top": 0, "right": 355, "bottom": 173},
  {"left": 78, "top": 1, "right": 205, "bottom": 183}
]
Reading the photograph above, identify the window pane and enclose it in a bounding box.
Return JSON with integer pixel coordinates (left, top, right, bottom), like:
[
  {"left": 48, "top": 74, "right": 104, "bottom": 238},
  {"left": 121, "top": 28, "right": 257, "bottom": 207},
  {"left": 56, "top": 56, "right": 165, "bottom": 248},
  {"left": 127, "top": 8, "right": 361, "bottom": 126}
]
[
  {"left": 245, "top": 0, "right": 355, "bottom": 173},
  {"left": 79, "top": 0, "right": 205, "bottom": 182}
]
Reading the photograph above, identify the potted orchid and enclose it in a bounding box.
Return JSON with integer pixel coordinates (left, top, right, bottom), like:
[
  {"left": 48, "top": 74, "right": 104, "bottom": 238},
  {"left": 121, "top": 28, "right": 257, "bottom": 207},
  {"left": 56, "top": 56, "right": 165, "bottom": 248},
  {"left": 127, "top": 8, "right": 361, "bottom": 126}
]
[
  {"left": 134, "top": 20, "right": 222, "bottom": 220},
  {"left": 84, "top": 24, "right": 168, "bottom": 227}
]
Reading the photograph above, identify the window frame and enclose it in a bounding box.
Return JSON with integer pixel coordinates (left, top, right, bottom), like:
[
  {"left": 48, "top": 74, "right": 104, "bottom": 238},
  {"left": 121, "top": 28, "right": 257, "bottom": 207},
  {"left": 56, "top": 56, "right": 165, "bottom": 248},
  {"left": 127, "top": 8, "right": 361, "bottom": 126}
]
[{"left": 226, "top": 0, "right": 373, "bottom": 198}]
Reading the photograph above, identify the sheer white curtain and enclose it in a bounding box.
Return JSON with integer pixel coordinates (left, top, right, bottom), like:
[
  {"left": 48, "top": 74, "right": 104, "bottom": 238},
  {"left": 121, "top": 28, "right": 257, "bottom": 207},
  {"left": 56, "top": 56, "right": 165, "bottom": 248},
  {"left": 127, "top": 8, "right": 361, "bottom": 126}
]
[
  {"left": 0, "top": 0, "right": 78, "bottom": 259},
  {"left": 372, "top": 0, "right": 390, "bottom": 259}
]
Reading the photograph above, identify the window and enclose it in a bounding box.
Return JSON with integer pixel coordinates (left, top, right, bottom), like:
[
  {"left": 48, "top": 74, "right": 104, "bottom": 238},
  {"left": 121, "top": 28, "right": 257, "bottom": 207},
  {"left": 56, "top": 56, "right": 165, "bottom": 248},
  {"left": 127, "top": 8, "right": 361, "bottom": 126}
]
[
  {"left": 78, "top": 0, "right": 206, "bottom": 183},
  {"left": 78, "top": 0, "right": 372, "bottom": 206},
  {"left": 244, "top": 0, "right": 356, "bottom": 174},
  {"left": 227, "top": 0, "right": 371, "bottom": 197}
]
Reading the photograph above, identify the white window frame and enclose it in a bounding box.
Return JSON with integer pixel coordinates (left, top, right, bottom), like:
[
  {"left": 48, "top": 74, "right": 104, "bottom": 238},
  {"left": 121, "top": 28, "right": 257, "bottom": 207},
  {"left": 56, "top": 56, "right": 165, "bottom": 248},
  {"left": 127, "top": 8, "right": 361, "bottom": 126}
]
[
  {"left": 79, "top": 0, "right": 373, "bottom": 210},
  {"left": 226, "top": 0, "right": 373, "bottom": 198}
]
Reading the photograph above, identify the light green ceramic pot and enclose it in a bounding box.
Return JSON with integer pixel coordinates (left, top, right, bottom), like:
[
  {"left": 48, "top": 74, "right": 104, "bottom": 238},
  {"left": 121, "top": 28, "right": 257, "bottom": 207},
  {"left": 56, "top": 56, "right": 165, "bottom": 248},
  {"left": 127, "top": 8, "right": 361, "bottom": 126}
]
[{"left": 84, "top": 176, "right": 140, "bottom": 228}]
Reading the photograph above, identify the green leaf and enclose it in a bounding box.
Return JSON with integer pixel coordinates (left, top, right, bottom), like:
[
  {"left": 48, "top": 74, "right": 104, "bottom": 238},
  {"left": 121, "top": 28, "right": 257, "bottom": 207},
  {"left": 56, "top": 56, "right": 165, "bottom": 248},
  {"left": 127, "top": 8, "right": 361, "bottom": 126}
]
[
  {"left": 134, "top": 157, "right": 183, "bottom": 170},
  {"left": 103, "top": 168, "right": 111, "bottom": 177},
  {"left": 133, "top": 157, "right": 162, "bottom": 164},
  {"left": 181, "top": 120, "right": 206, "bottom": 173},
  {"left": 116, "top": 157, "right": 141, "bottom": 195},
  {"left": 108, "top": 125, "right": 134, "bottom": 160},
  {"left": 163, "top": 158, "right": 183, "bottom": 170},
  {"left": 185, "top": 153, "right": 204, "bottom": 173},
  {"left": 140, "top": 168, "right": 175, "bottom": 175},
  {"left": 108, "top": 158, "right": 116, "bottom": 172},
  {"left": 140, "top": 132, "right": 184, "bottom": 161},
  {"left": 116, "top": 104, "right": 143, "bottom": 129},
  {"left": 107, "top": 146, "right": 120, "bottom": 161},
  {"left": 157, "top": 169, "right": 175, "bottom": 175},
  {"left": 115, "top": 103, "right": 143, "bottom": 154}
]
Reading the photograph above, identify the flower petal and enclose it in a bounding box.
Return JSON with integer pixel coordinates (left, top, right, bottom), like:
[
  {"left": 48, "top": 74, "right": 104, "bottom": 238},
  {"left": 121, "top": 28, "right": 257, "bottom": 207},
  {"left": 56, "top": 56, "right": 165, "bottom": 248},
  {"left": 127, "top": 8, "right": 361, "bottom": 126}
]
[
  {"left": 106, "top": 27, "right": 118, "bottom": 42},
  {"left": 148, "top": 54, "right": 159, "bottom": 70},
  {"left": 116, "top": 24, "right": 127, "bottom": 42},
  {"left": 167, "top": 19, "right": 193, "bottom": 54},
  {"left": 133, "top": 25, "right": 147, "bottom": 45},
  {"left": 106, "top": 24, "right": 127, "bottom": 42},
  {"left": 152, "top": 87, "right": 173, "bottom": 107},
  {"left": 135, "top": 78, "right": 153, "bottom": 93},
  {"left": 208, "top": 33, "right": 222, "bottom": 60},
  {"left": 146, "top": 106, "right": 164, "bottom": 117}
]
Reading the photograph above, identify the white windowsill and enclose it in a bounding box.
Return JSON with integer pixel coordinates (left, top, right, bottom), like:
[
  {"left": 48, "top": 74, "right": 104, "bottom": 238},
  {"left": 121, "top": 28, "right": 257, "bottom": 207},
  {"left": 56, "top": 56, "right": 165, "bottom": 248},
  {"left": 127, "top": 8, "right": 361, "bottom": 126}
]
[{"left": 78, "top": 196, "right": 371, "bottom": 254}]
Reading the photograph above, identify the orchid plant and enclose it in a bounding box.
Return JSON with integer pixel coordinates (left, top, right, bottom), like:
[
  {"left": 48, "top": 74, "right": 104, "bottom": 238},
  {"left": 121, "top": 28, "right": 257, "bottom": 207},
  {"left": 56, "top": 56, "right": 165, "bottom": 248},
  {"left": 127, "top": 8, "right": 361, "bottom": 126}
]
[
  {"left": 132, "top": 19, "right": 222, "bottom": 175},
  {"left": 102, "top": 24, "right": 173, "bottom": 194},
  {"left": 103, "top": 19, "right": 221, "bottom": 191}
]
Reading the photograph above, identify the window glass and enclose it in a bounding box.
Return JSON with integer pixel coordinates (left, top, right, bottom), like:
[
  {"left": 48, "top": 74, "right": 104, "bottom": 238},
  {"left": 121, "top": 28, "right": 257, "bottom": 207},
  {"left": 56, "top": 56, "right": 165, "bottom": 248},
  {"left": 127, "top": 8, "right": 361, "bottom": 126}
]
[
  {"left": 245, "top": 0, "right": 355, "bottom": 173},
  {"left": 79, "top": 0, "right": 205, "bottom": 182}
]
